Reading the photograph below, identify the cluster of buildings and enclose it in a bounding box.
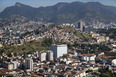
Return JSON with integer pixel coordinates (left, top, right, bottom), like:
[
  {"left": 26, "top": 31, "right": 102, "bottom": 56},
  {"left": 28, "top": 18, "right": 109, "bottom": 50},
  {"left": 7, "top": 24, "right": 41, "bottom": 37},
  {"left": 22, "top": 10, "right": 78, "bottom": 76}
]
[
  {"left": 0, "top": 16, "right": 116, "bottom": 77},
  {"left": 1, "top": 19, "right": 115, "bottom": 47},
  {"left": 91, "top": 32, "right": 111, "bottom": 43},
  {"left": 1, "top": 43, "right": 116, "bottom": 77},
  {"left": 83, "top": 19, "right": 116, "bottom": 29},
  {"left": 39, "top": 50, "right": 53, "bottom": 62},
  {"left": 0, "top": 44, "right": 68, "bottom": 76},
  {"left": 62, "top": 20, "right": 116, "bottom": 32},
  {"left": 0, "top": 21, "right": 41, "bottom": 45},
  {"left": 0, "top": 20, "right": 53, "bottom": 46},
  {"left": 0, "top": 22, "right": 82, "bottom": 46},
  {"left": 62, "top": 21, "right": 85, "bottom": 32}
]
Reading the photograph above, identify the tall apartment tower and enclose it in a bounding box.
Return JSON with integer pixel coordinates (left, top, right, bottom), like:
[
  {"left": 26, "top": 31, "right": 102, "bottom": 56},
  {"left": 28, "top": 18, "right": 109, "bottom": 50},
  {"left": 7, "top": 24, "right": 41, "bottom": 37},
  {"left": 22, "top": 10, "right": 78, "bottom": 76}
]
[
  {"left": 78, "top": 21, "right": 84, "bottom": 31},
  {"left": 25, "top": 58, "right": 33, "bottom": 71},
  {"left": 39, "top": 52, "right": 46, "bottom": 62},
  {"left": 50, "top": 44, "right": 68, "bottom": 58},
  {"left": 46, "top": 50, "right": 53, "bottom": 61}
]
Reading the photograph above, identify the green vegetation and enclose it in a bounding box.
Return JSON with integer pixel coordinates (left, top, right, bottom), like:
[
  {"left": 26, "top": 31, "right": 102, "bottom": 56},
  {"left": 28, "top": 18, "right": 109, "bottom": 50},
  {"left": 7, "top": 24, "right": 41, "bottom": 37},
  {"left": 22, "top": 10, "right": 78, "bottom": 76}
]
[
  {"left": 0, "top": 38, "right": 56, "bottom": 55},
  {"left": 42, "top": 38, "right": 53, "bottom": 47},
  {"left": 95, "top": 29, "right": 116, "bottom": 39},
  {"left": 61, "top": 26, "right": 76, "bottom": 32},
  {"left": 82, "top": 33, "right": 91, "bottom": 39},
  {"left": 76, "top": 32, "right": 91, "bottom": 41},
  {"left": 58, "top": 26, "right": 92, "bottom": 41},
  {"left": 75, "top": 31, "right": 83, "bottom": 39},
  {"left": 98, "top": 68, "right": 116, "bottom": 77},
  {"left": 0, "top": 38, "right": 64, "bottom": 55},
  {"left": 73, "top": 43, "right": 111, "bottom": 54},
  {"left": 0, "top": 25, "right": 92, "bottom": 55},
  {"left": 72, "top": 58, "right": 79, "bottom": 61}
]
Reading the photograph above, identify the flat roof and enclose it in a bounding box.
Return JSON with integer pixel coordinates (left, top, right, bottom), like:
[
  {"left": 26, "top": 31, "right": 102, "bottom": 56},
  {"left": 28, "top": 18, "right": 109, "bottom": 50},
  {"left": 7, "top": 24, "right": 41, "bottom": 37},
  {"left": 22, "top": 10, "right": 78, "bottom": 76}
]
[{"left": 51, "top": 44, "right": 67, "bottom": 47}]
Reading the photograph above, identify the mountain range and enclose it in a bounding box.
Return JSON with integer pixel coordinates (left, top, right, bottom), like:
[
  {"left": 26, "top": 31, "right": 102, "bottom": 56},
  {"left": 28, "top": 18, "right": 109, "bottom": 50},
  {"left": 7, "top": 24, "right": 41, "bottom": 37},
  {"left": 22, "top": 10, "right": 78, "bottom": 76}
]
[{"left": 0, "top": 2, "right": 116, "bottom": 24}]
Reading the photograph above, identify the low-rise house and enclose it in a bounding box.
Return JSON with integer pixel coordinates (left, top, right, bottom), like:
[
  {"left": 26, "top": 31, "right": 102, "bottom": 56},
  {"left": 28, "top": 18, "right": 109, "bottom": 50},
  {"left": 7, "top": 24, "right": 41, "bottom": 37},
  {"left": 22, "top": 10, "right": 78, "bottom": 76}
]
[
  {"left": 79, "top": 54, "right": 96, "bottom": 62},
  {"left": 73, "top": 70, "right": 87, "bottom": 77},
  {"left": 2, "top": 62, "right": 14, "bottom": 70},
  {"left": 96, "top": 55, "right": 112, "bottom": 64}
]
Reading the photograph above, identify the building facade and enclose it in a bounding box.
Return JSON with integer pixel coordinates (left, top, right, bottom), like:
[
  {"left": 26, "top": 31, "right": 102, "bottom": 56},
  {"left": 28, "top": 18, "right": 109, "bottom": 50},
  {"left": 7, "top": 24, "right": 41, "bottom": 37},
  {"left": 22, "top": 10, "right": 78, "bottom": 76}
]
[
  {"left": 39, "top": 52, "right": 46, "bottom": 62},
  {"left": 80, "top": 54, "right": 96, "bottom": 62},
  {"left": 50, "top": 44, "right": 68, "bottom": 58},
  {"left": 46, "top": 50, "right": 53, "bottom": 61},
  {"left": 25, "top": 58, "right": 33, "bottom": 71}
]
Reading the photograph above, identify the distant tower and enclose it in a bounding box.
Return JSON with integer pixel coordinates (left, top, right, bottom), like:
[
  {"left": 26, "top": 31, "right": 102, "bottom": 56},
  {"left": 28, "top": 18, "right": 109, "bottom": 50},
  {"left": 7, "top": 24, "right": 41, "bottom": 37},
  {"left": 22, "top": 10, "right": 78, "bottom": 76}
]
[
  {"left": 46, "top": 50, "right": 53, "bottom": 61},
  {"left": 83, "top": 25, "right": 85, "bottom": 32},
  {"left": 78, "top": 22, "right": 81, "bottom": 29},
  {"left": 50, "top": 44, "right": 68, "bottom": 58},
  {"left": 80, "top": 22, "right": 83, "bottom": 31},
  {"left": 78, "top": 21, "right": 84, "bottom": 31},
  {"left": 25, "top": 58, "right": 33, "bottom": 71},
  {"left": 39, "top": 52, "right": 46, "bottom": 62}
]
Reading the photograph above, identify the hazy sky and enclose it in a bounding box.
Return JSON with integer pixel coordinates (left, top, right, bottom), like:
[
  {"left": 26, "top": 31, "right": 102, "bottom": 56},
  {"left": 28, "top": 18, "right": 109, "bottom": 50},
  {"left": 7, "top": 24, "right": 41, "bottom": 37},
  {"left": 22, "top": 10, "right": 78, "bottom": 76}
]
[{"left": 0, "top": 0, "right": 116, "bottom": 12}]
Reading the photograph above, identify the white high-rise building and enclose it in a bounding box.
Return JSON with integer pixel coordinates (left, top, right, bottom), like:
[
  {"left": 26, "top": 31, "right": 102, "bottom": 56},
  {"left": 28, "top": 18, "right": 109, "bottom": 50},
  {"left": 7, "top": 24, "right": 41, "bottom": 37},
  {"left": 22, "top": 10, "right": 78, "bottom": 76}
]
[
  {"left": 25, "top": 58, "right": 33, "bottom": 71},
  {"left": 80, "top": 22, "right": 83, "bottom": 32},
  {"left": 50, "top": 44, "right": 68, "bottom": 58},
  {"left": 12, "top": 61, "right": 19, "bottom": 69},
  {"left": 39, "top": 52, "right": 46, "bottom": 62},
  {"left": 46, "top": 50, "right": 53, "bottom": 61}
]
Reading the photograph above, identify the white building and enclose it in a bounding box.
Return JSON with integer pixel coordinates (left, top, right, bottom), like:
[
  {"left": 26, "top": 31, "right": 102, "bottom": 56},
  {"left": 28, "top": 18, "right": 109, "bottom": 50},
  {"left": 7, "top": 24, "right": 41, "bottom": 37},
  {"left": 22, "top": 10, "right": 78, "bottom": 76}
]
[
  {"left": 112, "top": 59, "right": 116, "bottom": 66},
  {"left": 106, "top": 37, "right": 110, "bottom": 41},
  {"left": 97, "top": 36, "right": 105, "bottom": 43},
  {"left": 39, "top": 52, "right": 46, "bottom": 62},
  {"left": 12, "top": 61, "right": 19, "bottom": 69},
  {"left": 50, "top": 44, "right": 68, "bottom": 58},
  {"left": 25, "top": 58, "right": 33, "bottom": 71},
  {"left": 80, "top": 22, "right": 83, "bottom": 32},
  {"left": 8, "top": 63, "right": 14, "bottom": 70},
  {"left": 73, "top": 70, "right": 87, "bottom": 77},
  {"left": 80, "top": 54, "right": 96, "bottom": 62},
  {"left": 46, "top": 50, "right": 53, "bottom": 61},
  {"left": 0, "top": 44, "right": 3, "bottom": 48}
]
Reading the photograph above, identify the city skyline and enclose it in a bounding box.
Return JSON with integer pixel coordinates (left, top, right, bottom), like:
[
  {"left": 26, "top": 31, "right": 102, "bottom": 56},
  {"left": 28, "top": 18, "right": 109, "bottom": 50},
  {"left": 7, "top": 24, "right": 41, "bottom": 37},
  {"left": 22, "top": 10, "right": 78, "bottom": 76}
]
[{"left": 0, "top": 0, "right": 116, "bottom": 12}]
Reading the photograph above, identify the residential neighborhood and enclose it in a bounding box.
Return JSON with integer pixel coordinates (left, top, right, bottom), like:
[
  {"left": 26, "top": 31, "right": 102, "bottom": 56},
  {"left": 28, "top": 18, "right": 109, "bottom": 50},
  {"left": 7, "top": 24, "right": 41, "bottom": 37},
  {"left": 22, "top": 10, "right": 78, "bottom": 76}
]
[{"left": 0, "top": 0, "right": 116, "bottom": 77}]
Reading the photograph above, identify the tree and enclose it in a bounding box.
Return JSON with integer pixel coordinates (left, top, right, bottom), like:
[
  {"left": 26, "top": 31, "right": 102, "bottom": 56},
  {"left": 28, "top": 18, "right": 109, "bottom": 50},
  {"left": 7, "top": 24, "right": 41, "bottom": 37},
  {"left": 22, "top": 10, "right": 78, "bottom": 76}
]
[
  {"left": 42, "top": 38, "right": 53, "bottom": 46},
  {"left": 8, "top": 53, "right": 12, "bottom": 57}
]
